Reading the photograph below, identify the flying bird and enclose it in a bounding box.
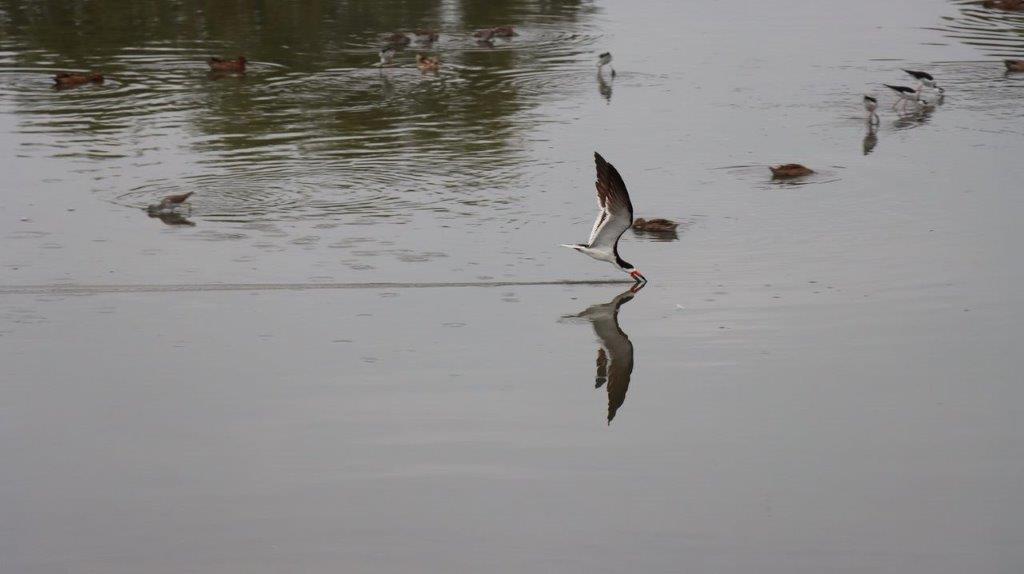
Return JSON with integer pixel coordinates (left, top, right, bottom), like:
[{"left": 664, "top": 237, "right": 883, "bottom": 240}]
[{"left": 562, "top": 153, "right": 646, "bottom": 287}]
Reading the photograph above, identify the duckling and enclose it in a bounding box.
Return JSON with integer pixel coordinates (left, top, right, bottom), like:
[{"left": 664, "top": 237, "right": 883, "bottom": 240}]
[
  {"left": 208, "top": 56, "right": 246, "bottom": 72},
  {"left": 385, "top": 32, "right": 411, "bottom": 47},
  {"left": 416, "top": 54, "right": 441, "bottom": 72},
  {"left": 632, "top": 218, "right": 679, "bottom": 232},
  {"left": 53, "top": 72, "right": 104, "bottom": 89},
  {"left": 414, "top": 29, "right": 439, "bottom": 43},
  {"left": 149, "top": 191, "right": 195, "bottom": 212},
  {"left": 769, "top": 164, "right": 814, "bottom": 178},
  {"left": 1005, "top": 59, "right": 1024, "bottom": 72},
  {"left": 491, "top": 26, "right": 516, "bottom": 37}
]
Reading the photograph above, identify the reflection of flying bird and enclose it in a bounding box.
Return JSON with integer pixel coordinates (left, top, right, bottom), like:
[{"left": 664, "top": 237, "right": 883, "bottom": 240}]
[
  {"left": 863, "top": 95, "right": 879, "bottom": 124},
  {"left": 566, "top": 289, "right": 636, "bottom": 424},
  {"left": 562, "top": 153, "right": 647, "bottom": 287},
  {"left": 903, "top": 69, "right": 943, "bottom": 94}
]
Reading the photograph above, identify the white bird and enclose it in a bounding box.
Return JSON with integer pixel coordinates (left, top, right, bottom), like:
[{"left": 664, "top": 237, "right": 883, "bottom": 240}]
[
  {"left": 378, "top": 46, "right": 396, "bottom": 66},
  {"left": 863, "top": 94, "right": 879, "bottom": 124},
  {"left": 884, "top": 84, "right": 927, "bottom": 111},
  {"left": 562, "top": 153, "right": 646, "bottom": 287},
  {"left": 598, "top": 51, "right": 615, "bottom": 77}
]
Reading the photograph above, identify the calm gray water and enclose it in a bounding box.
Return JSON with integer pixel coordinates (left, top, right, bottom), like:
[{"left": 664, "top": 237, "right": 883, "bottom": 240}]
[{"left": 2, "top": 0, "right": 1023, "bottom": 572}]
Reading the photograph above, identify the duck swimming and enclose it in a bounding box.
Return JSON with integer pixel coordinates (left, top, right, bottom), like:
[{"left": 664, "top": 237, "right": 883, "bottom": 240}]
[
  {"left": 414, "top": 29, "right": 439, "bottom": 43},
  {"left": 632, "top": 218, "right": 678, "bottom": 233},
  {"left": 208, "top": 56, "right": 246, "bottom": 72},
  {"left": 385, "top": 32, "right": 411, "bottom": 47},
  {"left": 53, "top": 72, "right": 104, "bottom": 89},
  {"left": 769, "top": 164, "right": 814, "bottom": 178},
  {"left": 1005, "top": 59, "right": 1024, "bottom": 72},
  {"left": 491, "top": 26, "right": 516, "bottom": 37},
  {"left": 416, "top": 54, "right": 441, "bottom": 71}
]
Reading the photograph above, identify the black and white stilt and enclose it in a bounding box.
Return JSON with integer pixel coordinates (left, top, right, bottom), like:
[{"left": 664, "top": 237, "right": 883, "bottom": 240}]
[
  {"left": 598, "top": 52, "right": 616, "bottom": 78},
  {"left": 863, "top": 94, "right": 880, "bottom": 124},
  {"left": 903, "top": 69, "right": 944, "bottom": 94},
  {"left": 562, "top": 153, "right": 647, "bottom": 288},
  {"left": 884, "top": 84, "right": 927, "bottom": 111},
  {"left": 378, "top": 46, "right": 396, "bottom": 67}
]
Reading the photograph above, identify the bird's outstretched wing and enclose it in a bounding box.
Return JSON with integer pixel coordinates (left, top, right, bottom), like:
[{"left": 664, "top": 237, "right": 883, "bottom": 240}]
[{"left": 586, "top": 152, "right": 634, "bottom": 251}]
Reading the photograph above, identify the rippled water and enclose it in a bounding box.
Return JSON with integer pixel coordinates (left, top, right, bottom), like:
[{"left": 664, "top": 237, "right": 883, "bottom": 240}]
[{"left": 2, "top": 0, "right": 1023, "bottom": 572}]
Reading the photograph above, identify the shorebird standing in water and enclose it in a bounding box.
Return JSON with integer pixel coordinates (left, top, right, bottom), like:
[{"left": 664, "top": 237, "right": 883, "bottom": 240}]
[
  {"left": 148, "top": 192, "right": 194, "bottom": 213},
  {"left": 598, "top": 52, "right": 615, "bottom": 77},
  {"left": 562, "top": 153, "right": 646, "bottom": 289},
  {"left": 378, "top": 46, "right": 396, "bottom": 67},
  {"left": 884, "top": 84, "right": 927, "bottom": 111},
  {"left": 903, "top": 69, "right": 944, "bottom": 94},
  {"left": 863, "top": 94, "right": 880, "bottom": 124}
]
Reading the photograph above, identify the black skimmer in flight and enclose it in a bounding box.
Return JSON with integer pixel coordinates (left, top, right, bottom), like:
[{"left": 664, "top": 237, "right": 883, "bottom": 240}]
[
  {"left": 863, "top": 94, "right": 879, "bottom": 124},
  {"left": 598, "top": 52, "right": 615, "bottom": 77},
  {"left": 378, "top": 46, "right": 396, "bottom": 66},
  {"left": 562, "top": 153, "right": 646, "bottom": 288},
  {"left": 903, "top": 69, "right": 944, "bottom": 94},
  {"left": 884, "top": 84, "right": 927, "bottom": 111},
  {"left": 565, "top": 288, "right": 636, "bottom": 424}
]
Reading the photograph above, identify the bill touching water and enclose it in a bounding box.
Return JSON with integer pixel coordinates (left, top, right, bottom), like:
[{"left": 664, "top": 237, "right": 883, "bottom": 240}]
[{"left": 2, "top": 0, "right": 1023, "bottom": 572}]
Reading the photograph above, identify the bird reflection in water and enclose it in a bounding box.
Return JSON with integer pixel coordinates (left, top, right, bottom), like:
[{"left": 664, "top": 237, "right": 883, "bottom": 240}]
[
  {"left": 862, "top": 124, "right": 878, "bottom": 155},
  {"left": 563, "top": 288, "right": 637, "bottom": 424},
  {"left": 597, "top": 71, "right": 612, "bottom": 103}
]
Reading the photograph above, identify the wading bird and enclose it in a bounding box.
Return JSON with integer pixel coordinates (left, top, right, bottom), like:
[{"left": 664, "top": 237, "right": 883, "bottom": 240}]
[
  {"left": 598, "top": 52, "right": 615, "bottom": 77},
  {"left": 863, "top": 94, "right": 880, "bottom": 124},
  {"left": 562, "top": 153, "right": 646, "bottom": 288},
  {"left": 149, "top": 192, "right": 194, "bottom": 213},
  {"left": 378, "top": 46, "right": 396, "bottom": 66},
  {"left": 884, "top": 84, "right": 927, "bottom": 110},
  {"left": 903, "top": 69, "right": 944, "bottom": 94}
]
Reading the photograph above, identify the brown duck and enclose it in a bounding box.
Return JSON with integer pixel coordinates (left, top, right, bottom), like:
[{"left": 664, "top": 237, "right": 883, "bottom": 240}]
[
  {"left": 208, "top": 56, "right": 246, "bottom": 72},
  {"left": 491, "top": 26, "right": 516, "bottom": 37},
  {"left": 770, "top": 164, "right": 814, "bottom": 178},
  {"left": 416, "top": 54, "right": 441, "bottom": 72},
  {"left": 53, "top": 73, "right": 104, "bottom": 88},
  {"left": 385, "top": 32, "right": 411, "bottom": 47},
  {"left": 1005, "top": 59, "right": 1024, "bottom": 72},
  {"left": 982, "top": 0, "right": 1024, "bottom": 10},
  {"left": 414, "top": 29, "right": 439, "bottom": 42},
  {"left": 632, "top": 218, "right": 678, "bottom": 232},
  {"left": 473, "top": 28, "right": 496, "bottom": 41}
]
